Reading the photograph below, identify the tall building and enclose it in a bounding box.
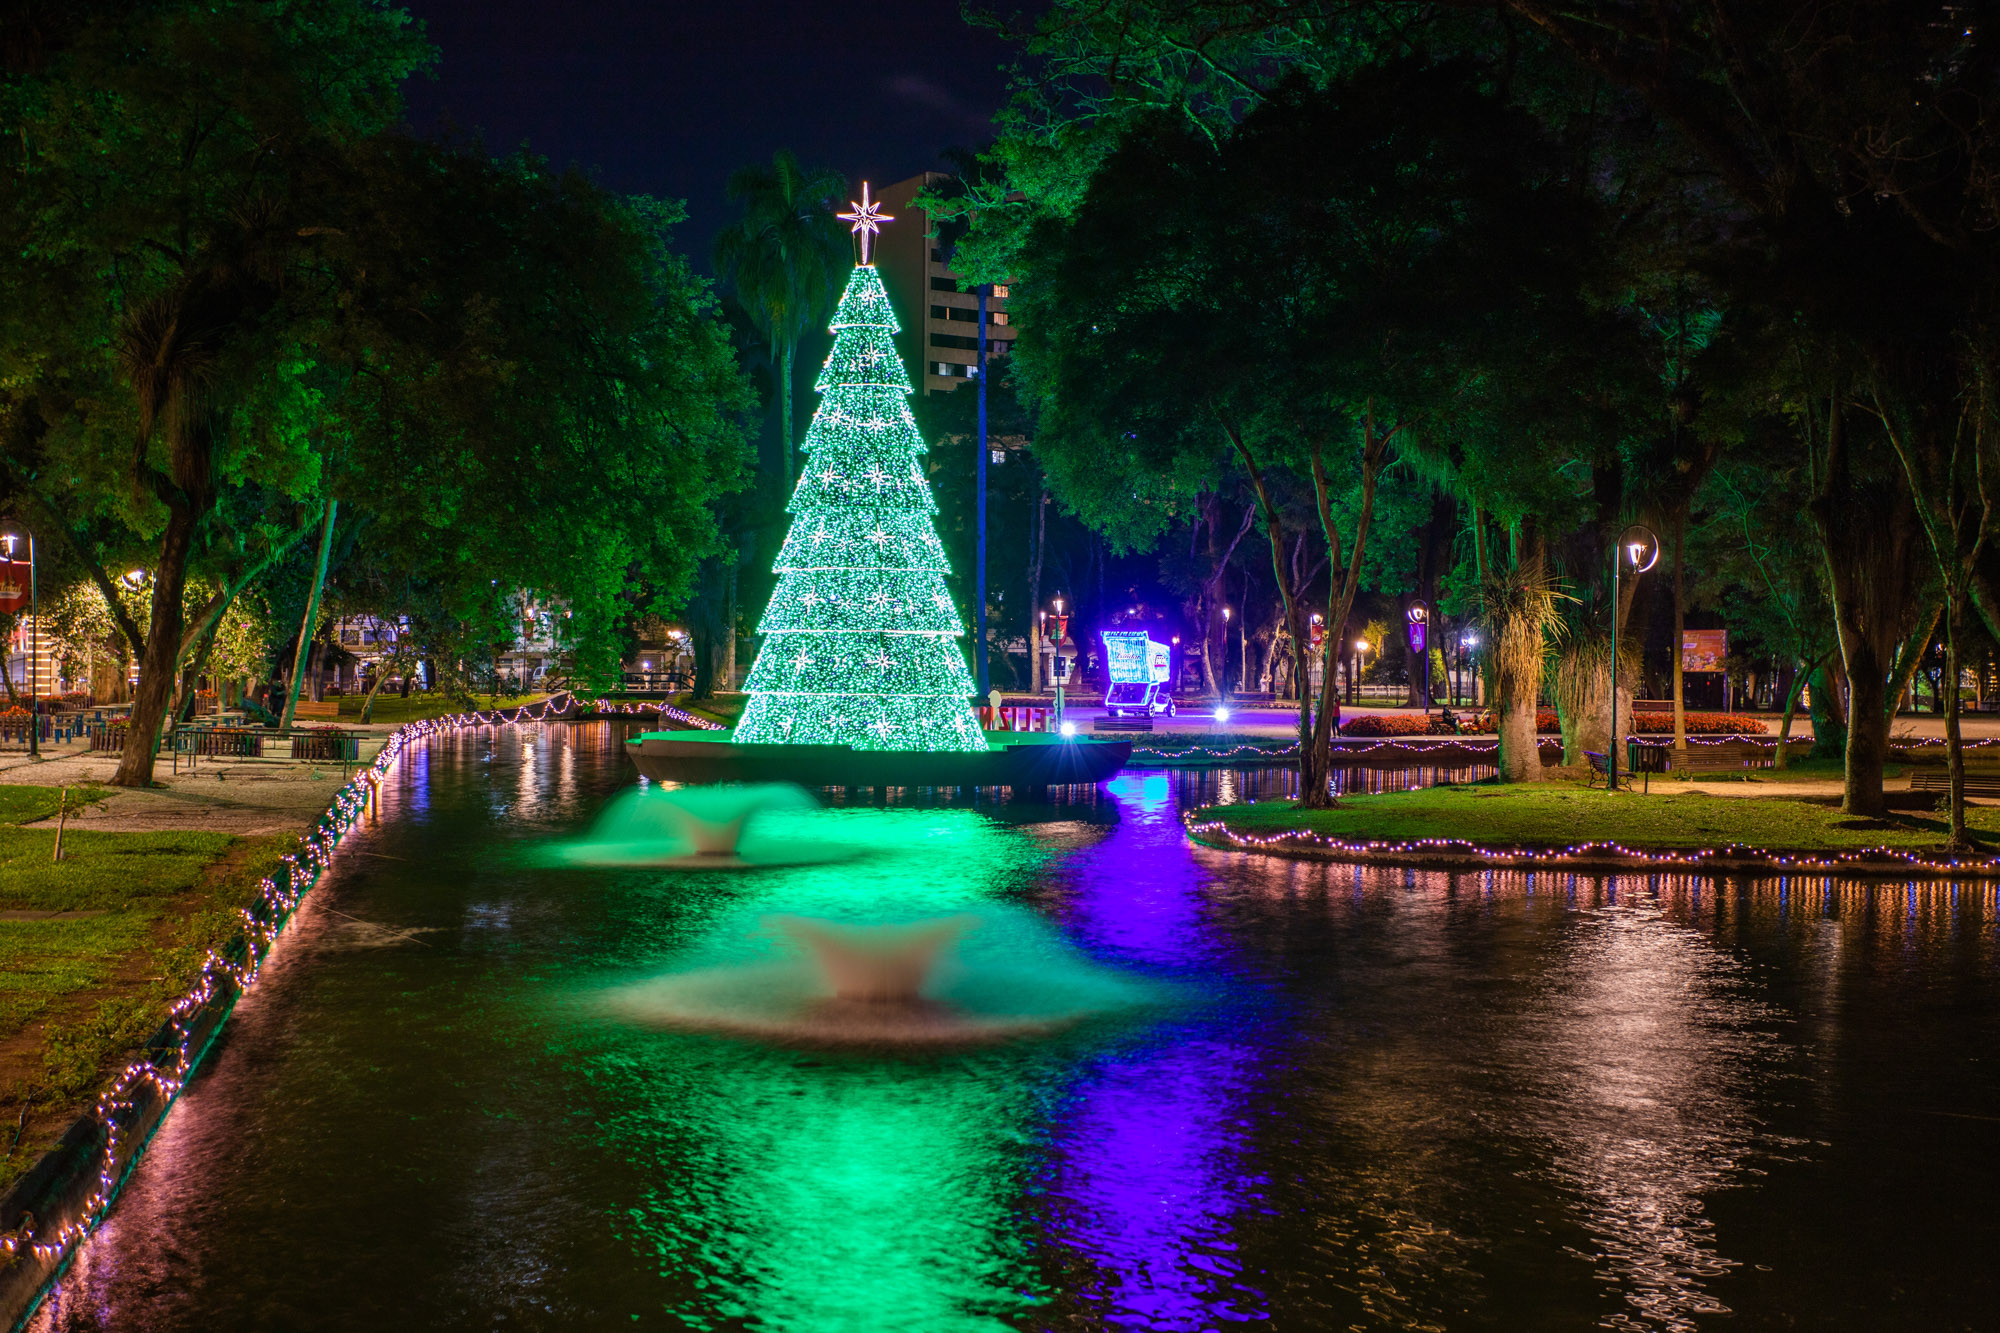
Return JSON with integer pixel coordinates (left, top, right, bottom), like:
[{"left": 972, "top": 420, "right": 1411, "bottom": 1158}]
[{"left": 875, "top": 173, "right": 1015, "bottom": 395}]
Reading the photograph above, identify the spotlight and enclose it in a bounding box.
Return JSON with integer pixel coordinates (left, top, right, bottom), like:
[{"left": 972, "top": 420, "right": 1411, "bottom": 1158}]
[
  {"left": 1059, "top": 720, "right": 1077, "bottom": 737},
  {"left": 1215, "top": 706, "right": 1232, "bottom": 723}
]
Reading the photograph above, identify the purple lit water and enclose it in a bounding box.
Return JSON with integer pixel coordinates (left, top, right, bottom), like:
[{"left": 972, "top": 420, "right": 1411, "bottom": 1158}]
[{"left": 25, "top": 724, "right": 2000, "bottom": 1331}]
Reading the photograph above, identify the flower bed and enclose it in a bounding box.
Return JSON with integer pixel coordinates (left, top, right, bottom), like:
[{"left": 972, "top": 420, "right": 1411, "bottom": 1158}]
[
  {"left": 1338, "top": 714, "right": 1444, "bottom": 737},
  {"left": 1633, "top": 711, "right": 1769, "bottom": 734}
]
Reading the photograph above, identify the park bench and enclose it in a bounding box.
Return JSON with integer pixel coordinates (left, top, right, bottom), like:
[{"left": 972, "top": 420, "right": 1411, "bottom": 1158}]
[
  {"left": 1669, "top": 743, "right": 1757, "bottom": 778},
  {"left": 292, "top": 699, "right": 340, "bottom": 720},
  {"left": 1908, "top": 766, "right": 2000, "bottom": 800},
  {"left": 1583, "top": 744, "right": 1671, "bottom": 792}
]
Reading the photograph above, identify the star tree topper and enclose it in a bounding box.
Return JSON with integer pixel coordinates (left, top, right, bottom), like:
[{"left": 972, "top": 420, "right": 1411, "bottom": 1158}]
[{"left": 838, "top": 182, "right": 893, "bottom": 265}]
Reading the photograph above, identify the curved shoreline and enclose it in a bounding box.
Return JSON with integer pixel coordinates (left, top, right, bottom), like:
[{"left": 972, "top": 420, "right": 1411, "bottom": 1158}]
[
  {"left": 1184, "top": 815, "right": 2000, "bottom": 881},
  {"left": 0, "top": 695, "right": 595, "bottom": 1331}
]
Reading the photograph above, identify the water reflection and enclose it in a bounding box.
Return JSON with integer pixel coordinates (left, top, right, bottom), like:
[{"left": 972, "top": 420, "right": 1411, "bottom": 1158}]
[
  {"left": 1515, "top": 899, "right": 1782, "bottom": 1330},
  {"left": 23, "top": 738, "right": 2000, "bottom": 1333},
  {"left": 1039, "top": 772, "right": 1269, "bottom": 1329}
]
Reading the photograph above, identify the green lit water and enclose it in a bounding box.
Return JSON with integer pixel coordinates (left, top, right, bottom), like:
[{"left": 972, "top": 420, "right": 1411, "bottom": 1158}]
[{"left": 27, "top": 724, "right": 2000, "bottom": 1331}]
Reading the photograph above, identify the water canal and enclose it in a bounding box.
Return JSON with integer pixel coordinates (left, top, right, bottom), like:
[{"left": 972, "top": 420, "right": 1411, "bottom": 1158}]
[{"left": 27, "top": 723, "right": 2000, "bottom": 1331}]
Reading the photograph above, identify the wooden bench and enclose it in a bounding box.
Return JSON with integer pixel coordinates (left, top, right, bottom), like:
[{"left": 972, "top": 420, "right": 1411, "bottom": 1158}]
[
  {"left": 1671, "top": 744, "right": 1755, "bottom": 778},
  {"left": 292, "top": 699, "right": 340, "bottom": 719},
  {"left": 1585, "top": 747, "right": 1666, "bottom": 792},
  {"left": 1908, "top": 766, "right": 2000, "bottom": 799}
]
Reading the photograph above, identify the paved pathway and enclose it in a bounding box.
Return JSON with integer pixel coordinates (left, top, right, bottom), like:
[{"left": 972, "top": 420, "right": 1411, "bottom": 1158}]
[{"left": 0, "top": 729, "right": 395, "bottom": 836}]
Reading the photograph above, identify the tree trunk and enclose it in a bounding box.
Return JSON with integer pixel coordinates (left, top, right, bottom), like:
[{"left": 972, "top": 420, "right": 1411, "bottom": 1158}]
[
  {"left": 1838, "top": 626, "right": 1892, "bottom": 816},
  {"left": 1220, "top": 417, "right": 1320, "bottom": 802},
  {"left": 1773, "top": 655, "right": 1816, "bottom": 769},
  {"left": 280, "top": 498, "right": 338, "bottom": 730},
  {"left": 359, "top": 652, "right": 399, "bottom": 724},
  {"left": 172, "top": 609, "right": 227, "bottom": 727},
  {"left": 1672, "top": 512, "right": 1687, "bottom": 751},
  {"left": 779, "top": 339, "right": 798, "bottom": 486},
  {"left": 1493, "top": 528, "right": 1550, "bottom": 784},
  {"left": 690, "top": 623, "right": 715, "bottom": 699},
  {"left": 111, "top": 503, "right": 199, "bottom": 787},
  {"left": 1303, "top": 414, "right": 1390, "bottom": 807},
  {"left": 1944, "top": 597, "right": 1970, "bottom": 847},
  {"left": 723, "top": 562, "right": 739, "bottom": 691}
]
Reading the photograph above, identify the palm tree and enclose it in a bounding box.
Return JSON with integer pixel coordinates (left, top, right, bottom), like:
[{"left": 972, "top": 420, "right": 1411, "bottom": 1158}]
[{"left": 712, "top": 151, "right": 849, "bottom": 485}]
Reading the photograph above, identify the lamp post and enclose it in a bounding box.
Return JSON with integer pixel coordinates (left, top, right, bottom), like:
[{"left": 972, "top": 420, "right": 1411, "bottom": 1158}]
[
  {"left": 975, "top": 282, "right": 990, "bottom": 696},
  {"left": 1051, "top": 595, "right": 1070, "bottom": 723},
  {"left": 1354, "top": 638, "right": 1370, "bottom": 704},
  {"left": 1220, "top": 605, "right": 1232, "bottom": 700},
  {"left": 0, "top": 523, "right": 37, "bottom": 757},
  {"left": 1407, "top": 600, "right": 1430, "bottom": 712},
  {"left": 1610, "top": 524, "right": 1661, "bottom": 792},
  {"left": 1239, "top": 603, "right": 1249, "bottom": 693}
]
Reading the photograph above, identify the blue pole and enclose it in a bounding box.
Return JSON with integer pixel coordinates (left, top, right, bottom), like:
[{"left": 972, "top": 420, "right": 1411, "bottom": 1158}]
[
  {"left": 27, "top": 534, "right": 37, "bottom": 758},
  {"left": 976, "top": 283, "right": 990, "bottom": 696}
]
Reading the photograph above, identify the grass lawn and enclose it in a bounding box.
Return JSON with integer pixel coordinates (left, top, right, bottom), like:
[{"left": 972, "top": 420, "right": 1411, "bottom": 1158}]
[
  {"left": 0, "top": 783, "right": 106, "bottom": 826},
  {"left": 333, "top": 691, "right": 552, "bottom": 725},
  {"left": 675, "top": 692, "right": 745, "bottom": 726},
  {"left": 1206, "top": 781, "right": 1999, "bottom": 854},
  {"left": 0, "top": 802, "right": 293, "bottom": 1190}
]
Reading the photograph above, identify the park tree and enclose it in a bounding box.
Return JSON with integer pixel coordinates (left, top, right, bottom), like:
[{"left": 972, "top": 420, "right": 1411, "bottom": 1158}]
[
  {"left": 1017, "top": 61, "right": 1601, "bottom": 798},
  {"left": 0, "top": 0, "right": 749, "bottom": 785},
  {"left": 712, "top": 150, "right": 851, "bottom": 487}
]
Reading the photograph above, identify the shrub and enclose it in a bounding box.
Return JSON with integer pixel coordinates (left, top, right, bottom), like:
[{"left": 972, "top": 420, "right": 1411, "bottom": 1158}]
[
  {"left": 1338, "top": 714, "right": 1438, "bottom": 737},
  {"left": 1633, "top": 711, "right": 1768, "bottom": 735},
  {"left": 1472, "top": 709, "right": 1559, "bottom": 733}
]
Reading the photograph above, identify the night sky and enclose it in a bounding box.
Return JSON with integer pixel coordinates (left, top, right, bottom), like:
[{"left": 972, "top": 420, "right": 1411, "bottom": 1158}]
[{"left": 397, "top": 0, "right": 1015, "bottom": 271}]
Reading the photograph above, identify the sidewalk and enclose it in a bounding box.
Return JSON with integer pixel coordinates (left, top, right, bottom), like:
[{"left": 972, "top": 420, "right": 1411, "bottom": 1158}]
[{"left": 0, "top": 727, "right": 397, "bottom": 836}]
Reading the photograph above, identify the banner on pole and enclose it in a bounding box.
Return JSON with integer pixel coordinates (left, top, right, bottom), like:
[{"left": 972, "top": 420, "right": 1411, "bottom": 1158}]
[{"left": 0, "top": 557, "right": 27, "bottom": 614}]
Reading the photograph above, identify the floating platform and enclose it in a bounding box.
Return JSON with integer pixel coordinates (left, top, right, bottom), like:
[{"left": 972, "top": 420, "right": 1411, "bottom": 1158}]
[{"left": 623, "top": 729, "right": 1131, "bottom": 791}]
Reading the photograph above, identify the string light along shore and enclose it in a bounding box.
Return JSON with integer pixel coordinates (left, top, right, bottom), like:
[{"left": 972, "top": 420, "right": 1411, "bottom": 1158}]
[{"left": 734, "top": 184, "right": 986, "bottom": 753}]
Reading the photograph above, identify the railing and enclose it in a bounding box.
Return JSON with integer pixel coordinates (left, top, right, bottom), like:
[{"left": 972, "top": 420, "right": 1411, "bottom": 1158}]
[{"left": 289, "top": 729, "right": 360, "bottom": 762}]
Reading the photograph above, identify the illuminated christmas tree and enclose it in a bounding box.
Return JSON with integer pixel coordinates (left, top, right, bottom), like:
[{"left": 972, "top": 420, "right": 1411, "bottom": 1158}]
[{"left": 735, "top": 188, "right": 986, "bottom": 752}]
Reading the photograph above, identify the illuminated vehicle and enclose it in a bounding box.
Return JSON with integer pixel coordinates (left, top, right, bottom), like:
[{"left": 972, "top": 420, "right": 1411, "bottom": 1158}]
[{"left": 1100, "top": 631, "right": 1176, "bottom": 718}]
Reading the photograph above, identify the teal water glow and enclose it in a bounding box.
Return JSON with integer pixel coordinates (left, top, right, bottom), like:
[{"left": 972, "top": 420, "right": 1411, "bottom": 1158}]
[{"left": 26, "top": 722, "right": 2000, "bottom": 1332}]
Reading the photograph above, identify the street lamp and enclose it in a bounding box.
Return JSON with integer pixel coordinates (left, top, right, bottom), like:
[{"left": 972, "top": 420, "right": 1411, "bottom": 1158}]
[
  {"left": 1051, "top": 595, "right": 1070, "bottom": 723},
  {"left": 1406, "top": 601, "right": 1430, "bottom": 712},
  {"left": 0, "top": 522, "right": 38, "bottom": 757},
  {"left": 1354, "top": 638, "right": 1370, "bottom": 703},
  {"left": 1610, "top": 524, "right": 1661, "bottom": 792},
  {"left": 1220, "top": 605, "right": 1232, "bottom": 700}
]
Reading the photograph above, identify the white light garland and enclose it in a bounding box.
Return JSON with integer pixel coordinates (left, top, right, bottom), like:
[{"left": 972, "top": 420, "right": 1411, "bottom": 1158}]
[{"left": 0, "top": 691, "right": 725, "bottom": 1279}]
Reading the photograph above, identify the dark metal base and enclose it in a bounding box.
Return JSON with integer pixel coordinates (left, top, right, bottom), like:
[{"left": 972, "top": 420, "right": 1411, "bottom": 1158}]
[{"left": 623, "top": 730, "right": 1132, "bottom": 791}]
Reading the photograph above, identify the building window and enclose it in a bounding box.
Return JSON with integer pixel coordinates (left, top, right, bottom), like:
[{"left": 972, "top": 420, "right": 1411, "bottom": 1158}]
[
  {"left": 993, "top": 284, "right": 1010, "bottom": 298},
  {"left": 990, "top": 311, "right": 1009, "bottom": 326},
  {"left": 930, "top": 247, "right": 947, "bottom": 263},
  {"left": 930, "top": 332, "right": 982, "bottom": 351},
  {"left": 930, "top": 276, "right": 960, "bottom": 292}
]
